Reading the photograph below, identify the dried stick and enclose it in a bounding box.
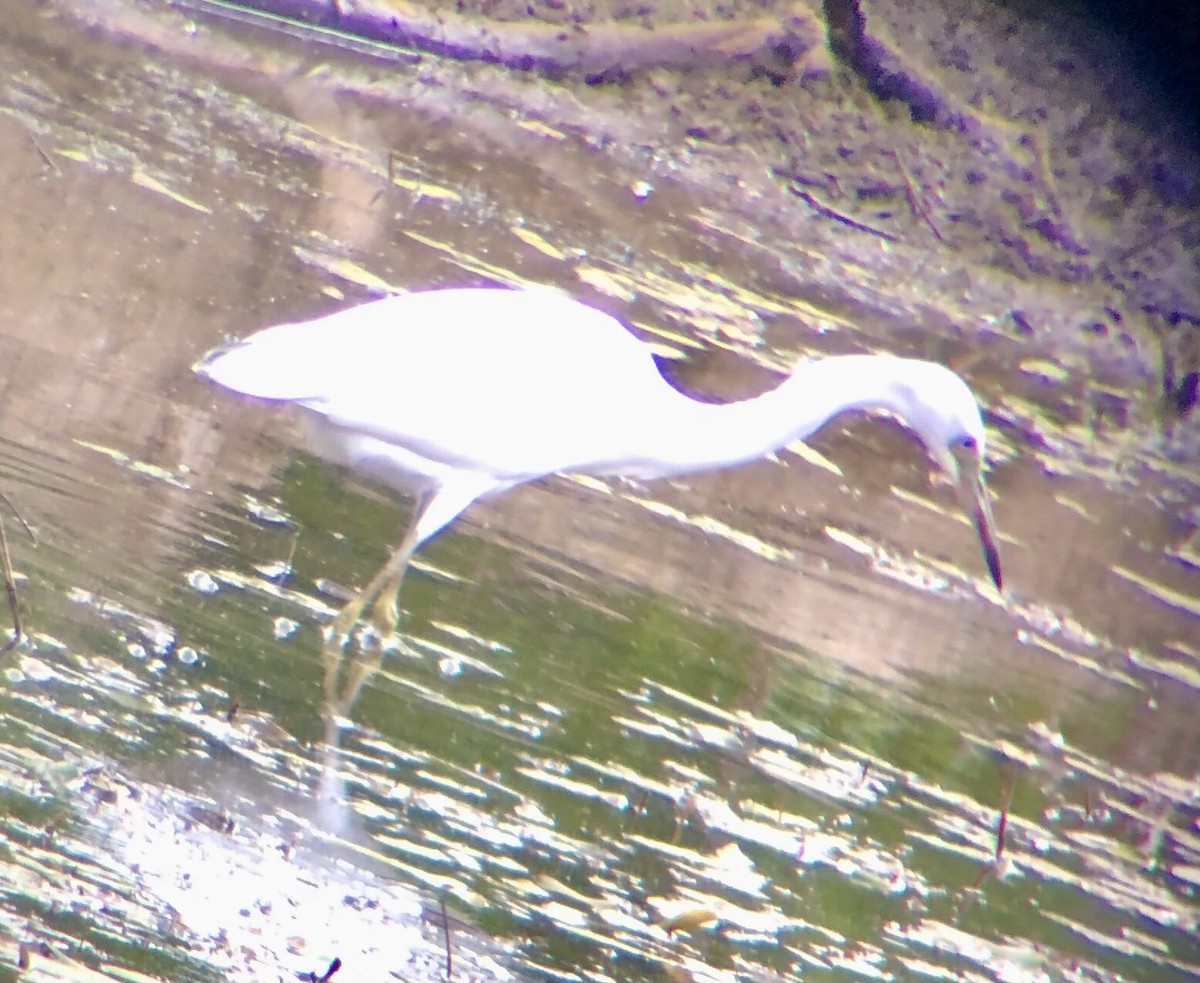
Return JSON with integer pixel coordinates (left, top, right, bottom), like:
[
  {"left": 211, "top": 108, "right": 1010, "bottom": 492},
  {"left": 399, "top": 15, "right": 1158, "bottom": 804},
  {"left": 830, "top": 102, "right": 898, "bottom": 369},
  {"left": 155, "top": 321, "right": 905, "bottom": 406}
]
[
  {"left": 789, "top": 187, "right": 900, "bottom": 242},
  {"left": 888, "top": 148, "right": 945, "bottom": 244},
  {"left": 241, "top": 1, "right": 823, "bottom": 79}
]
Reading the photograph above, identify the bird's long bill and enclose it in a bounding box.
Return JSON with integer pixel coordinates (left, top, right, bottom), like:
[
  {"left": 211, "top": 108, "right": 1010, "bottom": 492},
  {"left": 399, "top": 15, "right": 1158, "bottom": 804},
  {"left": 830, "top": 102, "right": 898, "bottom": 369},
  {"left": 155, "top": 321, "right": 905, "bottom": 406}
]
[{"left": 956, "top": 463, "right": 1003, "bottom": 592}]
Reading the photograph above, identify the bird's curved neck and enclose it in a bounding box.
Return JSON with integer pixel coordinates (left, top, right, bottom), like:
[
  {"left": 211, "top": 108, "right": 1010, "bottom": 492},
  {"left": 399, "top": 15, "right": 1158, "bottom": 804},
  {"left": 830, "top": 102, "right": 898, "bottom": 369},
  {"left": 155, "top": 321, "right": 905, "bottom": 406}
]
[{"left": 641, "top": 355, "right": 915, "bottom": 478}]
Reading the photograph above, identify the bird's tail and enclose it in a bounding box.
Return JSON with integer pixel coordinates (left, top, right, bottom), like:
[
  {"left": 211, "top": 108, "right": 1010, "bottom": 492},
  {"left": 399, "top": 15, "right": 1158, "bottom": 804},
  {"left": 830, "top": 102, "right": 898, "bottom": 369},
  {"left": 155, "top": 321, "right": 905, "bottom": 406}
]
[{"left": 193, "top": 321, "right": 328, "bottom": 401}]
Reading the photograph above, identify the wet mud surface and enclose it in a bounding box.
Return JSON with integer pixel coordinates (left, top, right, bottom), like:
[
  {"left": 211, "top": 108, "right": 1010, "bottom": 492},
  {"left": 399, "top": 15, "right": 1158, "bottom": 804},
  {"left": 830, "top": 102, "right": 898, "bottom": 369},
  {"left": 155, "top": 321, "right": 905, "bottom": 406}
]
[{"left": 0, "top": 1, "right": 1198, "bottom": 981}]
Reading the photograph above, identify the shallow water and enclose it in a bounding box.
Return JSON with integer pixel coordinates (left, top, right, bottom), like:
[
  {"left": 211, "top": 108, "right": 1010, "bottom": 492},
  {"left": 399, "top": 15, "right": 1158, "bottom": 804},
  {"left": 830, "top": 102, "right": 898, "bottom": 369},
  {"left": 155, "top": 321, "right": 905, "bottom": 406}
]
[{"left": 1, "top": 4, "right": 1198, "bottom": 983}]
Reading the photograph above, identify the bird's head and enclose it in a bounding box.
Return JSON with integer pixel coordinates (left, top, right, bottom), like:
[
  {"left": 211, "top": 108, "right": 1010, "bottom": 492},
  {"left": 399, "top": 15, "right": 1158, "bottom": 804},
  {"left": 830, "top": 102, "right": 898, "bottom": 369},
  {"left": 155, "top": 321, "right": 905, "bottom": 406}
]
[{"left": 891, "top": 362, "right": 1003, "bottom": 593}]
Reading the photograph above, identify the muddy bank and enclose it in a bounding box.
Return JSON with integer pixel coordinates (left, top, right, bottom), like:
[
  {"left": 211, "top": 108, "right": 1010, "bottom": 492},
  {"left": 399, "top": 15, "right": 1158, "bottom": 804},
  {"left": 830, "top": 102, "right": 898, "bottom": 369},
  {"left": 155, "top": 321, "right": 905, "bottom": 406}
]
[{"left": 145, "top": 0, "right": 1200, "bottom": 409}]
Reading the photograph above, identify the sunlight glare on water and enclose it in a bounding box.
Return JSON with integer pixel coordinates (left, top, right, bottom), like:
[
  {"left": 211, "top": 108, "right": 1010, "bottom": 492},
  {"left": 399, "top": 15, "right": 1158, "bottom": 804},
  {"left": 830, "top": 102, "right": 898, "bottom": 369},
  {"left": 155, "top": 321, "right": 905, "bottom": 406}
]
[{"left": 0, "top": 3, "right": 1197, "bottom": 983}]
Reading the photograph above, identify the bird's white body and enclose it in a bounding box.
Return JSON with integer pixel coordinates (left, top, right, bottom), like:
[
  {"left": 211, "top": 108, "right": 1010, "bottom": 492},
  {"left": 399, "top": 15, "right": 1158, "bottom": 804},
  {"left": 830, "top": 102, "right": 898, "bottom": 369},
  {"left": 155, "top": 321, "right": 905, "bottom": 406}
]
[
  {"left": 197, "top": 287, "right": 1001, "bottom": 593},
  {"left": 208, "top": 290, "right": 685, "bottom": 485}
]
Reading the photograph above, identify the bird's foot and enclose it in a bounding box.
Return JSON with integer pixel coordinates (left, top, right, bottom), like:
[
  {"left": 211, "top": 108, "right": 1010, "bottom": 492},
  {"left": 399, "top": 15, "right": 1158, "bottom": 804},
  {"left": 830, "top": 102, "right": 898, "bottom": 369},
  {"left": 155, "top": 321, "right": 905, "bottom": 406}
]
[
  {"left": 369, "top": 591, "right": 400, "bottom": 639},
  {"left": 323, "top": 592, "right": 407, "bottom": 654},
  {"left": 349, "top": 620, "right": 410, "bottom": 656},
  {"left": 325, "top": 596, "right": 367, "bottom": 650},
  {"left": 324, "top": 565, "right": 408, "bottom": 654}
]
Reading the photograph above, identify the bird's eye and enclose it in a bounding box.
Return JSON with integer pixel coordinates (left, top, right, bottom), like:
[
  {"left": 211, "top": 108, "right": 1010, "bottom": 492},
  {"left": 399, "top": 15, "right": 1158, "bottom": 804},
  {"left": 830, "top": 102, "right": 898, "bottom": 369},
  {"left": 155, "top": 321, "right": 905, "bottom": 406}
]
[{"left": 957, "top": 434, "right": 978, "bottom": 451}]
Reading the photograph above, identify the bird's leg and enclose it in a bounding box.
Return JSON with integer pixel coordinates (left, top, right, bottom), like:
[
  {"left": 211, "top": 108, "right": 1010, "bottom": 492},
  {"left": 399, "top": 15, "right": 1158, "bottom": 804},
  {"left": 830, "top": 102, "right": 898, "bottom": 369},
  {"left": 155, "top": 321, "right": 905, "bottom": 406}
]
[
  {"left": 369, "top": 564, "right": 409, "bottom": 636},
  {"left": 321, "top": 636, "right": 382, "bottom": 727},
  {"left": 326, "top": 591, "right": 369, "bottom": 649},
  {"left": 322, "top": 480, "right": 483, "bottom": 718},
  {"left": 326, "top": 491, "right": 430, "bottom": 647},
  {"left": 320, "top": 494, "right": 430, "bottom": 731},
  {"left": 345, "top": 504, "right": 425, "bottom": 636}
]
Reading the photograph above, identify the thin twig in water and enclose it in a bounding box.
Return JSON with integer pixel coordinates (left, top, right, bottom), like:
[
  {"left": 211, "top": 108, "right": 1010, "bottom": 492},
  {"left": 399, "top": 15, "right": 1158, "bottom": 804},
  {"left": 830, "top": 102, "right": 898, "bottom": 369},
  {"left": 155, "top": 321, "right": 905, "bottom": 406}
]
[
  {"left": 284, "top": 530, "right": 300, "bottom": 575},
  {"left": 27, "top": 130, "right": 61, "bottom": 175},
  {"left": 0, "top": 491, "right": 36, "bottom": 543},
  {"left": 0, "top": 513, "right": 21, "bottom": 648},
  {"left": 440, "top": 893, "right": 454, "bottom": 979},
  {"left": 0, "top": 492, "right": 35, "bottom": 650},
  {"left": 954, "top": 762, "right": 1019, "bottom": 923},
  {"left": 994, "top": 763, "right": 1017, "bottom": 864}
]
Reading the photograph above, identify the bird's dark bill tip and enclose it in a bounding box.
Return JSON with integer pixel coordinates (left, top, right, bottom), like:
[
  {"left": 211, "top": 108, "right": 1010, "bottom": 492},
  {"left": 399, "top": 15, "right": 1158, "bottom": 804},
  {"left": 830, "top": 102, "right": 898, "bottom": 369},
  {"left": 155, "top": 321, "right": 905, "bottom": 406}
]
[
  {"left": 984, "top": 540, "right": 1003, "bottom": 592},
  {"left": 974, "top": 505, "right": 1003, "bottom": 593}
]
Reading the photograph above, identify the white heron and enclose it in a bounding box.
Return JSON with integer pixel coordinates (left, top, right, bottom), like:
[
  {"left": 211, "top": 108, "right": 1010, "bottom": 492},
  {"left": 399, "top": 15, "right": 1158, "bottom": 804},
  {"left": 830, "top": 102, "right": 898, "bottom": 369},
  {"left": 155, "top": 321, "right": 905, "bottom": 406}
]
[{"left": 196, "top": 287, "right": 1002, "bottom": 640}]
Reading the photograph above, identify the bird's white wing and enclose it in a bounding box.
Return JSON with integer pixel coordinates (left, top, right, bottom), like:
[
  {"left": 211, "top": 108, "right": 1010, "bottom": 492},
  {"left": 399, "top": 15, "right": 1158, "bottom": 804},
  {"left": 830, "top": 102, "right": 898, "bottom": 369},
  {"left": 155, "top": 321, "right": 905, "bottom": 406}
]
[{"left": 200, "top": 289, "right": 672, "bottom": 478}]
